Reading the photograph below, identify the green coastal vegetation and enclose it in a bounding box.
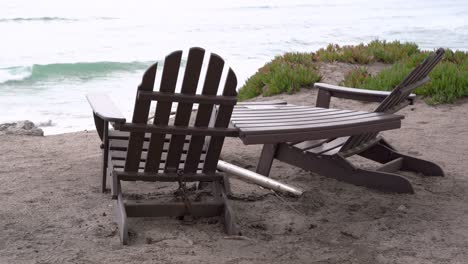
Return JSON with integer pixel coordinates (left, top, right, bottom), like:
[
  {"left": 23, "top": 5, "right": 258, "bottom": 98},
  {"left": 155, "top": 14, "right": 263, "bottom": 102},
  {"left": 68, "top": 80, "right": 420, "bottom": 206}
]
[{"left": 238, "top": 40, "right": 468, "bottom": 104}]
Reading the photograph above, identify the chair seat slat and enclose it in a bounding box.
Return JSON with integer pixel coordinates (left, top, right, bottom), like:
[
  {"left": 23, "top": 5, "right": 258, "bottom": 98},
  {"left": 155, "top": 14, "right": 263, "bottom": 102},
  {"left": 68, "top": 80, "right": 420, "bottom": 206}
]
[
  {"left": 231, "top": 107, "right": 337, "bottom": 117},
  {"left": 231, "top": 110, "right": 359, "bottom": 123},
  {"left": 239, "top": 114, "right": 402, "bottom": 134},
  {"left": 234, "top": 112, "right": 377, "bottom": 128}
]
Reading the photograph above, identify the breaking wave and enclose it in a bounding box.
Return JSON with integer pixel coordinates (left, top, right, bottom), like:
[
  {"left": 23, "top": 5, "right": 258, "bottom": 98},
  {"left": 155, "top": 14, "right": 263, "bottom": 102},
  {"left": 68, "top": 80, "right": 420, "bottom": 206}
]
[
  {"left": 0, "top": 61, "right": 153, "bottom": 85},
  {"left": 0, "top": 17, "right": 77, "bottom": 22},
  {"left": 0, "top": 17, "right": 118, "bottom": 22}
]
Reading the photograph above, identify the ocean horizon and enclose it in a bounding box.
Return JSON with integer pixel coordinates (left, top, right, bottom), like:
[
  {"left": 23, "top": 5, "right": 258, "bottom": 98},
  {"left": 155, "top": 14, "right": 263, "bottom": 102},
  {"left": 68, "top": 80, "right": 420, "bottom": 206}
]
[{"left": 1, "top": 0, "right": 467, "bottom": 135}]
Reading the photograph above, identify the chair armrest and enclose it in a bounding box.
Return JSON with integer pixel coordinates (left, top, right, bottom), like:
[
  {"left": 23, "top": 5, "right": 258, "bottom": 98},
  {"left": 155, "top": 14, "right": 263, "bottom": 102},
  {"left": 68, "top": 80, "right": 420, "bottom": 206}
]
[
  {"left": 86, "top": 93, "right": 126, "bottom": 124},
  {"left": 314, "top": 83, "right": 415, "bottom": 108}
]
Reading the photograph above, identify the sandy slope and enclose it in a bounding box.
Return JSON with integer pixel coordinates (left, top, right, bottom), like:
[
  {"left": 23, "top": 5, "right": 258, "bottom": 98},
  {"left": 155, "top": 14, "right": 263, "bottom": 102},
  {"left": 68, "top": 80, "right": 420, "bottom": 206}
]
[{"left": 1, "top": 63, "right": 468, "bottom": 263}]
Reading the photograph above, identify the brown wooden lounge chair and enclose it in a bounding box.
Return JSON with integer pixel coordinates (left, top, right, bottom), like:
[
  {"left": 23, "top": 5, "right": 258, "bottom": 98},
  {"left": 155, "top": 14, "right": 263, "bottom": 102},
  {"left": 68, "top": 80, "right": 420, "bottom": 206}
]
[
  {"left": 256, "top": 48, "right": 445, "bottom": 194},
  {"left": 87, "top": 47, "right": 239, "bottom": 244}
]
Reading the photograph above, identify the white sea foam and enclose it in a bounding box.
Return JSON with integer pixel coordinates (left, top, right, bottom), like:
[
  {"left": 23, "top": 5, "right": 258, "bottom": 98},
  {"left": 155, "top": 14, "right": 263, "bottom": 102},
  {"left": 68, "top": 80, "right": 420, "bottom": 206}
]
[{"left": 0, "top": 66, "right": 32, "bottom": 84}]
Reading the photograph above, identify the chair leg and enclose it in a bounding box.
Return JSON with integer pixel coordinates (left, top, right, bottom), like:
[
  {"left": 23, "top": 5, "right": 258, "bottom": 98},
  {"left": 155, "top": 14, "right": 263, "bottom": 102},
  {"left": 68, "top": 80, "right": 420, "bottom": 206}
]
[
  {"left": 222, "top": 175, "right": 232, "bottom": 196},
  {"left": 256, "top": 144, "right": 278, "bottom": 176},
  {"left": 359, "top": 140, "right": 445, "bottom": 176},
  {"left": 111, "top": 171, "right": 121, "bottom": 199},
  {"left": 101, "top": 121, "right": 109, "bottom": 193},
  {"left": 275, "top": 143, "right": 414, "bottom": 193},
  {"left": 114, "top": 193, "right": 129, "bottom": 245},
  {"left": 220, "top": 181, "right": 239, "bottom": 235},
  {"left": 101, "top": 150, "right": 107, "bottom": 193},
  {"left": 223, "top": 200, "right": 240, "bottom": 235},
  {"left": 212, "top": 181, "right": 239, "bottom": 235}
]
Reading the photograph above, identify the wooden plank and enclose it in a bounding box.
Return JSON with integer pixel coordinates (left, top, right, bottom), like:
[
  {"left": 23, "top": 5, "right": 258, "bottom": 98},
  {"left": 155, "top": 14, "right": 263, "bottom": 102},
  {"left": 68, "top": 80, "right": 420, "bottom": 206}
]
[
  {"left": 223, "top": 196, "right": 239, "bottom": 235},
  {"left": 313, "top": 83, "right": 414, "bottom": 103},
  {"left": 110, "top": 140, "right": 168, "bottom": 151},
  {"left": 101, "top": 122, "right": 109, "bottom": 192},
  {"left": 145, "top": 50, "right": 182, "bottom": 172},
  {"left": 255, "top": 143, "right": 278, "bottom": 176},
  {"left": 316, "top": 89, "right": 331, "bottom": 108},
  {"left": 116, "top": 173, "right": 223, "bottom": 182},
  {"left": 165, "top": 48, "right": 205, "bottom": 172},
  {"left": 109, "top": 130, "right": 190, "bottom": 142},
  {"left": 86, "top": 93, "right": 126, "bottom": 123},
  {"left": 203, "top": 68, "right": 237, "bottom": 173},
  {"left": 109, "top": 140, "right": 208, "bottom": 154},
  {"left": 233, "top": 105, "right": 308, "bottom": 112},
  {"left": 115, "top": 194, "right": 129, "bottom": 245},
  {"left": 124, "top": 63, "right": 158, "bottom": 172},
  {"left": 238, "top": 120, "right": 402, "bottom": 145},
  {"left": 236, "top": 100, "right": 287, "bottom": 105},
  {"left": 110, "top": 150, "right": 206, "bottom": 162},
  {"left": 238, "top": 114, "right": 403, "bottom": 133},
  {"left": 231, "top": 107, "right": 337, "bottom": 116},
  {"left": 138, "top": 91, "right": 236, "bottom": 105},
  {"left": 231, "top": 109, "right": 355, "bottom": 121},
  {"left": 341, "top": 132, "right": 372, "bottom": 152},
  {"left": 125, "top": 201, "right": 224, "bottom": 217},
  {"left": 185, "top": 53, "right": 225, "bottom": 173},
  {"left": 377, "top": 157, "right": 404, "bottom": 173},
  {"left": 306, "top": 137, "right": 349, "bottom": 155},
  {"left": 293, "top": 139, "right": 332, "bottom": 151},
  {"left": 233, "top": 112, "right": 379, "bottom": 128},
  {"left": 112, "top": 160, "right": 204, "bottom": 170},
  {"left": 93, "top": 113, "right": 105, "bottom": 141}
]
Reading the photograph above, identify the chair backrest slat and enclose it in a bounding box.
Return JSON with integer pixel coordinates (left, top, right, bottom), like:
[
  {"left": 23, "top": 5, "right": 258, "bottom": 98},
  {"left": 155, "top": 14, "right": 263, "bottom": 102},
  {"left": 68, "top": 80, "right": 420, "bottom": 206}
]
[
  {"left": 184, "top": 53, "right": 225, "bottom": 173},
  {"left": 165, "top": 48, "right": 205, "bottom": 172},
  {"left": 144, "top": 51, "right": 182, "bottom": 173},
  {"left": 203, "top": 69, "right": 238, "bottom": 173},
  {"left": 124, "top": 64, "right": 157, "bottom": 172},
  {"left": 340, "top": 48, "right": 444, "bottom": 154}
]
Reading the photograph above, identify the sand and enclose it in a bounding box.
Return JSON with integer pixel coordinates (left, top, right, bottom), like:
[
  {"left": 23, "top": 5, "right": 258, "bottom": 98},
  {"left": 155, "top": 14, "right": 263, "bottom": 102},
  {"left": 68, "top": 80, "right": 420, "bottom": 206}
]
[{"left": 1, "top": 63, "right": 468, "bottom": 263}]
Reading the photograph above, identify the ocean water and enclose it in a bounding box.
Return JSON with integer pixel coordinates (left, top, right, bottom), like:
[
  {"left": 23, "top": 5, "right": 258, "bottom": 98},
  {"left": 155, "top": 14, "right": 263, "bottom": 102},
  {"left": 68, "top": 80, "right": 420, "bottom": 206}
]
[{"left": 0, "top": 0, "right": 467, "bottom": 134}]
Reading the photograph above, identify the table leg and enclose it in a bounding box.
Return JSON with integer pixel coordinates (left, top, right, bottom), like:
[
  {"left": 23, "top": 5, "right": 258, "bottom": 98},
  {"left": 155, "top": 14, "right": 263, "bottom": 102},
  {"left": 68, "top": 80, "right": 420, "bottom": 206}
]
[{"left": 256, "top": 144, "right": 278, "bottom": 177}]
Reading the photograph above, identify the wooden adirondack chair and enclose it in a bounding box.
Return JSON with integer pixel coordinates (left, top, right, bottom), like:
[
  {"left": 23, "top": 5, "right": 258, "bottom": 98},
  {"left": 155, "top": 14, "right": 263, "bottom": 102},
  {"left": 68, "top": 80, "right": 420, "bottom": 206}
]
[
  {"left": 87, "top": 47, "right": 240, "bottom": 244},
  {"left": 258, "top": 48, "right": 445, "bottom": 194}
]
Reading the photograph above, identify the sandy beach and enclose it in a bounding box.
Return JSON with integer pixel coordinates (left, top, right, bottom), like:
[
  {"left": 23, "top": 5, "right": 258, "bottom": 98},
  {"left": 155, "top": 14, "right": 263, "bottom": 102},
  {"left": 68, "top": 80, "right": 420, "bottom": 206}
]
[{"left": 1, "top": 63, "right": 468, "bottom": 263}]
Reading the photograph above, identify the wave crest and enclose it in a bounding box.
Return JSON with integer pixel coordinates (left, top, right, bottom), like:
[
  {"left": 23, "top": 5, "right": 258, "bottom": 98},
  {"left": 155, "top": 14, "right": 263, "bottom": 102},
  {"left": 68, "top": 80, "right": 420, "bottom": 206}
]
[
  {"left": 0, "top": 61, "right": 152, "bottom": 85},
  {"left": 0, "top": 17, "right": 77, "bottom": 22}
]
